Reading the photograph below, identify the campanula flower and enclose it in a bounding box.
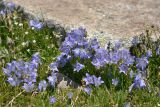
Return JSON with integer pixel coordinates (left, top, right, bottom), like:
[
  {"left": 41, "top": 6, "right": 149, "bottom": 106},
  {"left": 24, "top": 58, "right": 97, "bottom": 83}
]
[
  {"left": 112, "top": 78, "right": 119, "bottom": 86},
  {"left": 89, "top": 38, "right": 100, "bottom": 50},
  {"left": 119, "top": 64, "right": 128, "bottom": 74},
  {"left": 2, "top": 2, "right": 15, "bottom": 12},
  {"left": 124, "top": 102, "right": 131, "bottom": 107},
  {"left": 72, "top": 48, "right": 91, "bottom": 59},
  {"left": 92, "top": 75, "right": 104, "bottom": 87},
  {"left": 91, "top": 58, "right": 101, "bottom": 68},
  {"left": 114, "top": 40, "right": 122, "bottom": 50},
  {"left": 49, "top": 62, "right": 59, "bottom": 72},
  {"left": 84, "top": 87, "right": 92, "bottom": 95},
  {"left": 22, "top": 83, "right": 34, "bottom": 92},
  {"left": 49, "top": 96, "right": 56, "bottom": 104},
  {"left": 7, "top": 76, "right": 21, "bottom": 86},
  {"left": 73, "top": 61, "right": 85, "bottom": 72},
  {"left": 146, "top": 50, "right": 152, "bottom": 58},
  {"left": 136, "top": 57, "right": 148, "bottom": 71},
  {"left": 156, "top": 47, "right": 160, "bottom": 55},
  {"left": 131, "top": 36, "right": 140, "bottom": 46},
  {"left": 57, "top": 53, "right": 71, "bottom": 67},
  {"left": 38, "top": 80, "right": 47, "bottom": 92},
  {"left": 83, "top": 73, "right": 94, "bottom": 85},
  {"left": 67, "top": 92, "right": 73, "bottom": 99},
  {"left": 29, "top": 20, "right": 43, "bottom": 29},
  {"left": 47, "top": 73, "right": 57, "bottom": 87}
]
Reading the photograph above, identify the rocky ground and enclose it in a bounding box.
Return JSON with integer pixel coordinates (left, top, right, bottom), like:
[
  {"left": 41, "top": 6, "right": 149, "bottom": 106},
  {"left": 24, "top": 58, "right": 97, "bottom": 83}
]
[{"left": 8, "top": 0, "right": 160, "bottom": 45}]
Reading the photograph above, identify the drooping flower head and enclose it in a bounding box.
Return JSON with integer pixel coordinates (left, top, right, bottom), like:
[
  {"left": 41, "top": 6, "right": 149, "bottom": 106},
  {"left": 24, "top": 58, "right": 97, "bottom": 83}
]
[
  {"left": 114, "top": 40, "right": 122, "bottom": 50},
  {"left": 22, "top": 83, "right": 34, "bottom": 92},
  {"left": 47, "top": 72, "right": 57, "bottom": 87},
  {"left": 92, "top": 75, "right": 104, "bottom": 87},
  {"left": 92, "top": 48, "right": 110, "bottom": 67},
  {"left": 129, "top": 73, "right": 146, "bottom": 92},
  {"left": 49, "top": 62, "right": 59, "bottom": 72},
  {"left": 59, "top": 27, "right": 88, "bottom": 54},
  {"left": 38, "top": 80, "right": 47, "bottom": 92},
  {"left": 112, "top": 78, "right": 119, "bottom": 86},
  {"left": 0, "top": 9, "right": 7, "bottom": 15},
  {"left": 2, "top": 53, "right": 41, "bottom": 88},
  {"left": 29, "top": 20, "right": 43, "bottom": 29},
  {"left": 156, "top": 47, "right": 160, "bottom": 56},
  {"left": 89, "top": 38, "right": 100, "bottom": 50},
  {"left": 83, "top": 73, "right": 104, "bottom": 87},
  {"left": 6, "top": 2, "right": 15, "bottom": 11},
  {"left": 2, "top": 2, "right": 15, "bottom": 12},
  {"left": 7, "top": 76, "right": 21, "bottom": 86},
  {"left": 119, "top": 64, "right": 128, "bottom": 74},
  {"left": 131, "top": 36, "right": 140, "bottom": 46},
  {"left": 146, "top": 50, "right": 152, "bottom": 58},
  {"left": 72, "top": 48, "right": 91, "bottom": 59},
  {"left": 49, "top": 96, "right": 56, "bottom": 104},
  {"left": 136, "top": 57, "right": 148, "bottom": 71},
  {"left": 73, "top": 61, "right": 85, "bottom": 72},
  {"left": 67, "top": 92, "right": 73, "bottom": 99},
  {"left": 84, "top": 87, "right": 92, "bottom": 95},
  {"left": 83, "top": 73, "right": 94, "bottom": 85},
  {"left": 56, "top": 53, "right": 71, "bottom": 67}
]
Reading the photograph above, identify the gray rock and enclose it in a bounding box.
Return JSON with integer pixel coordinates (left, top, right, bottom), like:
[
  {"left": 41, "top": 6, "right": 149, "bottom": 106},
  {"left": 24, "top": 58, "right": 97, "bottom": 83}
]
[
  {"left": 7, "top": 0, "right": 160, "bottom": 45},
  {"left": 56, "top": 73, "right": 80, "bottom": 89}
]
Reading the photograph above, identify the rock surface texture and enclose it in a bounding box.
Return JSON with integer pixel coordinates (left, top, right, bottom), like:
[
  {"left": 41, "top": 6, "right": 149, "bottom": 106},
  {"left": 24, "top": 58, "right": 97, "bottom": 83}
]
[{"left": 8, "top": 0, "right": 160, "bottom": 44}]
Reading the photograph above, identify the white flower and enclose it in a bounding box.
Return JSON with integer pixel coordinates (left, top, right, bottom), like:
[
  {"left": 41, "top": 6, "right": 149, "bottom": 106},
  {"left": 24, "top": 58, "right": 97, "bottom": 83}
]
[
  {"left": 32, "top": 27, "right": 35, "bottom": 30},
  {"left": 27, "top": 49, "right": 30, "bottom": 52},
  {"left": 19, "top": 23, "right": 23, "bottom": 27},
  {"left": 45, "top": 36, "right": 49, "bottom": 40},
  {"left": 14, "top": 22, "right": 18, "bottom": 25},
  {"left": 33, "top": 40, "right": 36, "bottom": 43},
  {"left": 21, "top": 42, "right": 26, "bottom": 46},
  {"left": 25, "top": 32, "right": 29, "bottom": 35},
  {"left": 13, "top": 16, "right": 17, "bottom": 20}
]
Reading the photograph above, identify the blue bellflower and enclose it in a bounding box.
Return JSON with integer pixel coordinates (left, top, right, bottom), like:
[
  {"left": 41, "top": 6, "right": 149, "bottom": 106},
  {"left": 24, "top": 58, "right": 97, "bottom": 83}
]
[
  {"left": 112, "top": 78, "right": 119, "bottom": 86},
  {"left": 136, "top": 57, "right": 148, "bottom": 71},
  {"left": 83, "top": 73, "right": 94, "bottom": 85},
  {"left": 49, "top": 96, "right": 56, "bottom": 104},
  {"left": 146, "top": 50, "right": 152, "bottom": 58},
  {"left": 38, "top": 80, "right": 47, "bottom": 92},
  {"left": 92, "top": 48, "right": 109, "bottom": 67},
  {"left": 3, "top": 53, "right": 41, "bottom": 88},
  {"left": 131, "top": 36, "right": 140, "bottom": 46},
  {"left": 47, "top": 72, "right": 57, "bottom": 87},
  {"left": 0, "top": 9, "right": 7, "bottom": 15},
  {"left": 72, "top": 48, "right": 91, "bottom": 59},
  {"left": 114, "top": 40, "right": 122, "bottom": 50},
  {"left": 84, "top": 87, "right": 92, "bottom": 95},
  {"left": 110, "top": 52, "right": 120, "bottom": 64},
  {"left": 129, "top": 73, "right": 146, "bottom": 92},
  {"left": 73, "top": 61, "right": 85, "bottom": 72},
  {"left": 29, "top": 20, "right": 43, "bottom": 29},
  {"left": 156, "top": 47, "right": 160, "bottom": 55},
  {"left": 49, "top": 62, "right": 59, "bottom": 72},
  {"left": 7, "top": 76, "right": 21, "bottom": 86},
  {"left": 92, "top": 75, "right": 104, "bottom": 87},
  {"left": 6, "top": 2, "right": 15, "bottom": 11},
  {"left": 67, "top": 92, "right": 73, "bottom": 99},
  {"left": 90, "top": 38, "right": 100, "bottom": 50},
  {"left": 119, "top": 64, "right": 128, "bottom": 74},
  {"left": 22, "top": 83, "right": 34, "bottom": 92},
  {"left": 56, "top": 53, "right": 72, "bottom": 67},
  {"left": 83, "top": 73, "right": 104, "bottom": 86}
]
